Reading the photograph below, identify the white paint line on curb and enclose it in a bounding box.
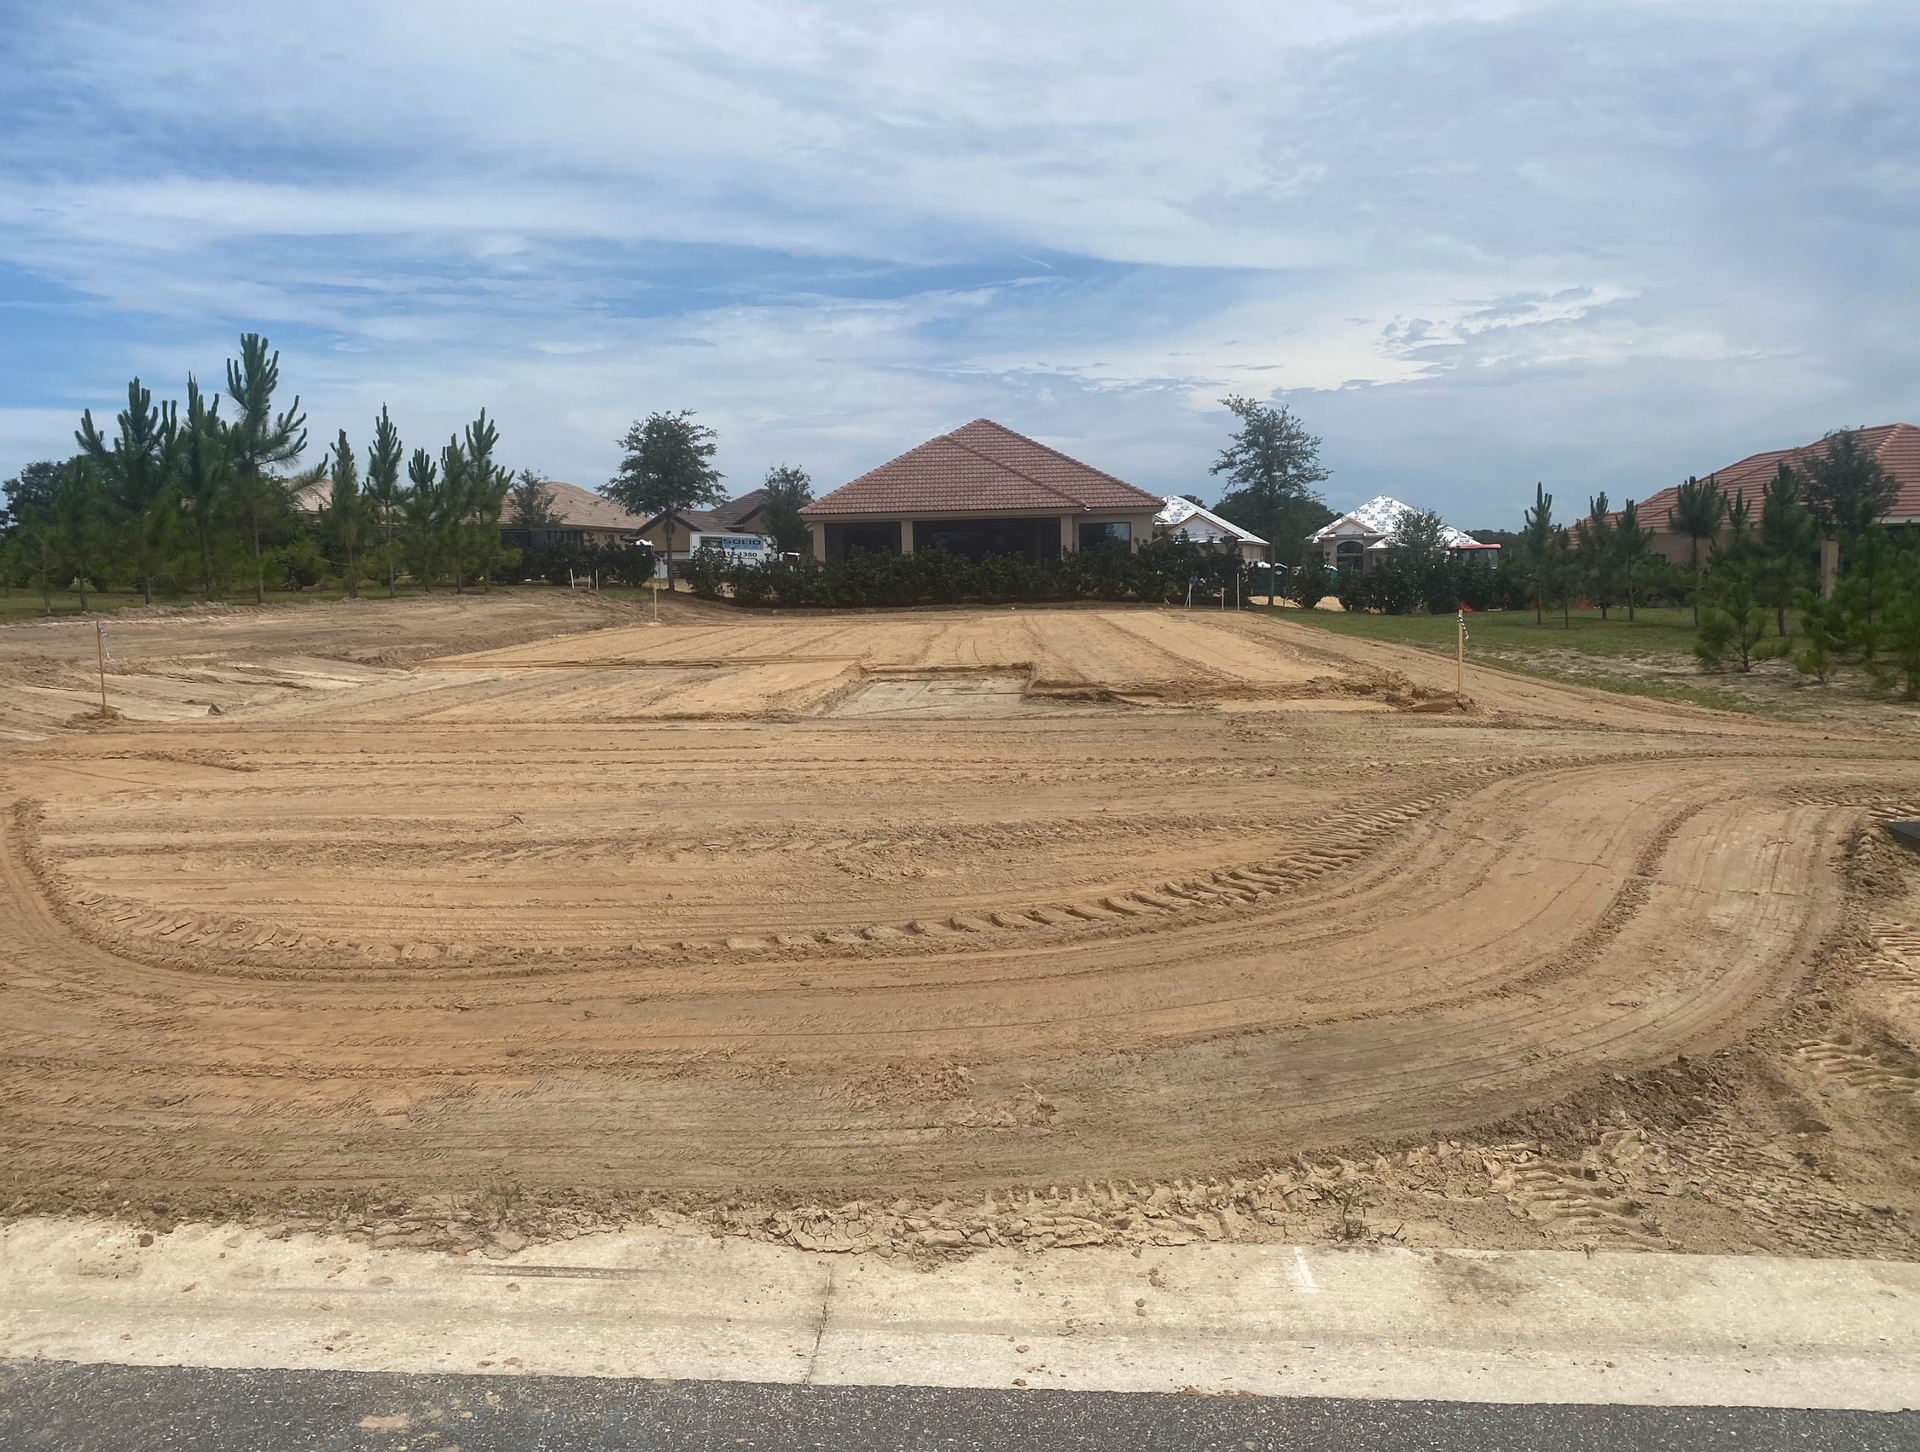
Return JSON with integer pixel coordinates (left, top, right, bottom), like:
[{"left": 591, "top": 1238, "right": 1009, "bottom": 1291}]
[{"left": 1, "top": 1218, "right": 1915, "bottom": 1410}]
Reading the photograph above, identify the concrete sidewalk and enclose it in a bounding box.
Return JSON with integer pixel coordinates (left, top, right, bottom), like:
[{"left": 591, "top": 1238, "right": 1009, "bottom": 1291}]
[{"left": 2, "top": 1217, "right": 1915, "bottom": 1411}]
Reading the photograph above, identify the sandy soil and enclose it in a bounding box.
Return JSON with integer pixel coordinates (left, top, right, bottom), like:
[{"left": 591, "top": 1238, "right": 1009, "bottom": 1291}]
[{"left": 2, "top": 594, "right": 1917, "bottom": 1261}]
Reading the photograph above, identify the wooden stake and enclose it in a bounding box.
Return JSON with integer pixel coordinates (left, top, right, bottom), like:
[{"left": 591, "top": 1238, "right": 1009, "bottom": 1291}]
[
  {"left": 96, "top": 621, "right": 108, "bottom": 716},
  {"left": 1456, "top": 611, "right": 1465, "bottom": 700}
]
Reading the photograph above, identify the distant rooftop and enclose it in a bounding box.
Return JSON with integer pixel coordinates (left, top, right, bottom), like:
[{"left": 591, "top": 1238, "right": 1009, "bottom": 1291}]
[{"left": 802, "top": 420, "right": 1163, "bottom": 518}]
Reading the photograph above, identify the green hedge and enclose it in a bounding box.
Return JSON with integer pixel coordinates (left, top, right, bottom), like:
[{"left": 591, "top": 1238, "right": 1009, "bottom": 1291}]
[
  {"left": 682, "top": 538, "right": 1247, "bottom": 607},
  {"left": 505, "top": 539, "right": 656, "bottom": 587}
]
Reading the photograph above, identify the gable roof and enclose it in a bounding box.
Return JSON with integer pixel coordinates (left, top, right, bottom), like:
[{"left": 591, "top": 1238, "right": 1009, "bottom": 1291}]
[
  {"left": 641, "top": 488, "right": 771, "bottom": 538},
  {"left": 546, "top": 481, "right": 646, "bottom": 531},
  {"left": 1155, "top": 496, "right": 1269, "bottom": 547},
  {"left": 1310, "top": 495, "right": 1488, "bottom": 550},
  {"left": 711, "top": 489, "right": 769, "bottom": 529},
  {"left": 801, "top": 419, "right": 1163, "bottom": 518},
  {"left": 1632, "top": 424, "right": 1920, "bottom": 529}
]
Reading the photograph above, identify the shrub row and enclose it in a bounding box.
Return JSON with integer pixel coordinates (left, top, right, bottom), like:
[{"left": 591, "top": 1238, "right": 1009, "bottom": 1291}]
[{"left": 681, "top": 538, "right": 1251, "bottom": 608}]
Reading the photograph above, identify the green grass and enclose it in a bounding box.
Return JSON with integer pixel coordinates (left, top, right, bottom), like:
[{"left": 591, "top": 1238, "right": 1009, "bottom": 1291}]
[
  {"left": 1264, "top": 602, "right": 1702, "bottom": 659},
  {"left": 1485, "top": 661, "right": 1756, "bottom": 713},
  {"left": 1259, "top": 602, "right": 1779, "bottom": 713}
]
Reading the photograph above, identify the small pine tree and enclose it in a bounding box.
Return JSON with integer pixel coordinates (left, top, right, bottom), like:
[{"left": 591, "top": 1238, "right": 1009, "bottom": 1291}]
[
  {"left": 1671, "top": 475, "right": 1726, "bottom": 627},
  {"left": 324, "top": 428, "right": 364, "bottom": 597},
  {"left": 1696, "top": 563, "right": 1765, "bottom": 672},
  {"left": 364, "top": 407, "right": 406, "bottom": 598},
  {"left": 1791, "top": 588, "right": 1844, "bottom": 683}
]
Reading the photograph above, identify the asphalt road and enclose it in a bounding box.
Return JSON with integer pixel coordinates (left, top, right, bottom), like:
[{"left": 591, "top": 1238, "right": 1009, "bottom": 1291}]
[{"left": 3, "top": 1363, "right": 1916, "bottom": 1452}]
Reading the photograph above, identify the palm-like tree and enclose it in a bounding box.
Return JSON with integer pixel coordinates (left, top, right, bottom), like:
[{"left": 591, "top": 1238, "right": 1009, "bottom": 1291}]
[
  {"left": 1670, "top": 475, "right": 1726, "bottom": 626},
  {"left": 1617, "top": 499, "right": 1651, "bottom": 622}
]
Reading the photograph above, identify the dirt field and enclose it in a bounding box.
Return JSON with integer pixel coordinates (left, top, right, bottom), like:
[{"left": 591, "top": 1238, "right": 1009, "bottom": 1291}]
[{"left": 3, "top": 593, "right": 1918, "bottom": 1261}]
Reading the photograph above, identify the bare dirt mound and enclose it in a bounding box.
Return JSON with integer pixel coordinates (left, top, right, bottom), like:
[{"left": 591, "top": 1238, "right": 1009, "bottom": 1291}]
[{"left": 2, "top": 601, "right": 1916, "bottom": 1259}]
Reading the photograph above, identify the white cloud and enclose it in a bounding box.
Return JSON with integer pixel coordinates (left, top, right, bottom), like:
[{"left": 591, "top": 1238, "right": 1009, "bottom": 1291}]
[{"left": 2, "top": 0, "right": 1916, "bottom": 526}]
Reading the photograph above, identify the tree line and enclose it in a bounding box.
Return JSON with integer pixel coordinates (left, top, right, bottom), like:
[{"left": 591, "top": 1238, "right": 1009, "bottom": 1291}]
[
  {"left": 0, "top": 334, "right": 532, "bottom": 609},
  {"left": 1504, "top": 430, "right": 1918, "bottom": 694}
]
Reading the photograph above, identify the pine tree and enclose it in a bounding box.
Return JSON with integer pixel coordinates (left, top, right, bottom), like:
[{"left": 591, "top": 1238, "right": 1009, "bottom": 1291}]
[
  {"left": 224, "top": 335, "right": 310, "bottom": 605},
  {"left": 1617, "top": 498, "right": 1651, "bottom": 622},
  {"left": 76, "top": 378, "right": 173, "bottom": 606},
  {"left": 506, "top": 470, "right": 559, "bottom": 537},
  {"left": 1802, "top": 429, "right": 1899, "bottom": 567},
  {"left": 401, "top": 448, "right": 444, "bottom": 590},
  {"left": 1575, "top": 494, "right": 1618, "bottom": 619},
  {"left": 170, "top": 378, "right": 230, "bottom": 600},
  {"left": 1670, "top": 475, "right": 1726, "bottom": 627},
  {"left": 324, "top": 428, "right": 364, "bottom": 598},
  {"left": 1522, "top": 483, "right": 1555, "bottom": 626},
  {"left": 49, "top": 459, "right": 112, "bottom": 610},
  {"left": 363, "top": 407, "right": 405, "bottom": 599},
  {"left": 459, "top": 411, "right": 514, "bottom": 590},
  {"left": 1757, "top": 463, "right": 1816, "bottom": 636}
]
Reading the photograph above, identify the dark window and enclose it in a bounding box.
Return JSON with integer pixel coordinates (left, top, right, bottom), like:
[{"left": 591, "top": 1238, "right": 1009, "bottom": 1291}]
[
  {"left": 824, "top": 521, "right": 902, "bottom": 562},
  {"left": 1335, "top": 539, "right": 1364, "bottom": 563},
  {"left": 1078, "top": 521, "right": 1132, "bottom": 551},
  {"left": 915, "top": 517, "right": 1062, "bottom": 563}
]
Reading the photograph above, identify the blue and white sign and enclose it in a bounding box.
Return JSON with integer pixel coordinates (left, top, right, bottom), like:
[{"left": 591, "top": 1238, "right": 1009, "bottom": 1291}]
[{"left": 689, "top": 532, "right": 775, "bottom": 565}]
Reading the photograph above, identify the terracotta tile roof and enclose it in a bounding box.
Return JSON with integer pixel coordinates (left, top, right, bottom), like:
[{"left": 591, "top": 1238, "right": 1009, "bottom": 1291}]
[
  {"left": 801, "top": 419, "right": 1164, "bottom": 518},
  {"left": 1631, "top": 424, "right": 1920, "bottom": 528}
]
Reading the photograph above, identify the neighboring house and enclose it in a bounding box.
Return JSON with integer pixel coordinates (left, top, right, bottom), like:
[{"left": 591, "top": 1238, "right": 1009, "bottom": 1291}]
[
  {"left": 509, "top": 482, "right": 648, "bottom": 549},
  {"left": 1309, "top": 496, "right": 1500, "bottom": 572},
  {"left": 799, "top": 419, "right": 1162, "bottom": 563},
  {"left": 1628, "top": 424, "right": 1920, "bottom": 566},
  {"left": 1154, "top": 497, "right": 1269, "bottom": 563},
  {"left": 637, "top": 489, "right": 771, "bottom": 573}
]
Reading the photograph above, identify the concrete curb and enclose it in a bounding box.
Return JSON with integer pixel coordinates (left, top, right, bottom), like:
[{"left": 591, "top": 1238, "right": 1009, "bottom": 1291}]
[{"left": 2, "top": 1218, "right": 1914, "bottom": 1410}]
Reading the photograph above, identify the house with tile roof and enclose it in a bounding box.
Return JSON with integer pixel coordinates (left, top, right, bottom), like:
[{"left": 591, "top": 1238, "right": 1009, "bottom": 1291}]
[
  {"left": 1627, "top": 425, "right": 1920, "bottom": 565},
  {"left": 636, "top": 489, "right": 771, "bottom": 574},
  {"left": 507, "top": 481, "right": 650, "bottom": 549},
  {"left": 1308, "top": 496, "right": 1500, "bottom": 572},
  {"left": 799, "top": 420, "right": 1163, "bottom": 563},
  {"left": 1154, "top": 497, "right": 1269, "bottom": 563}
]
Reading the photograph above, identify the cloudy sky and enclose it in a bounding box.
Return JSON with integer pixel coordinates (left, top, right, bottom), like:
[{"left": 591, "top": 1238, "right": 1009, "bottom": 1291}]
[{"left": 2, "top": 1, "right": 1915, "bottom": 526}]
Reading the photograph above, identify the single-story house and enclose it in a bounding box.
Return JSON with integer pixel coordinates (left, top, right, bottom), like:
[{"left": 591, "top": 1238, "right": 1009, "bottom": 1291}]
[
  {"left": 799, "top": 420, "right": 1162, "bottom": 563},
  {"left": 1154, "top": 498, "right": 1269, "bottom": 563},
  {"left": 1309, "top": 496, "right": 1500, "bottom": 572},
  {"left": 637, "top": 490, "right": 770, "bottom": 574},
  {"left": 1627, "top": 423, "right": 1920, "bottom": 565},
  {"left": 508, "top": 481, "right": 649, "bottom": 549}
]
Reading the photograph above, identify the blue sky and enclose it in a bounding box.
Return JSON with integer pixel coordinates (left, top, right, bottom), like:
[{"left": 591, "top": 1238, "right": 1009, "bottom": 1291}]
[{"left": 2, "top": 0, "right": 1915, "bottom": 527}]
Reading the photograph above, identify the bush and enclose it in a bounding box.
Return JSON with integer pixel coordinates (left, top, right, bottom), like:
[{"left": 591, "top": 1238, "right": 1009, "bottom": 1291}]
[
  {"left": 508, "top": 539, "right": 656, "bottom": 588},
  {"left": 686, "top": 537, "right": 1246, "bottom": 609},
  {"left": 1291, "top": 562, "right": 1329, "bottom": 610},
  {"left": 1327, "top": 555, "right": 1507, "bottom": 615}
]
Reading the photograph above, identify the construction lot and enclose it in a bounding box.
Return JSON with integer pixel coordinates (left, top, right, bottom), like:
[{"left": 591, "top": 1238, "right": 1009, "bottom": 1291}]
[{"left": 2, "top": 593, "right": 1918, "bottom": 1261}]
